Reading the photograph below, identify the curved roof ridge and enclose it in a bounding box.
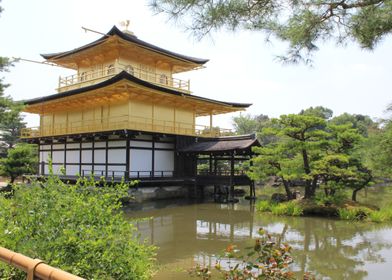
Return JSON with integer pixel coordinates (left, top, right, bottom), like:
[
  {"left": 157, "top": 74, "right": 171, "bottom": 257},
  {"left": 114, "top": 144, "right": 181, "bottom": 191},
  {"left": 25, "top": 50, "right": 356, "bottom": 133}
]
[{"left": 41, "top": 25, "right": 209, "bottom": 65}]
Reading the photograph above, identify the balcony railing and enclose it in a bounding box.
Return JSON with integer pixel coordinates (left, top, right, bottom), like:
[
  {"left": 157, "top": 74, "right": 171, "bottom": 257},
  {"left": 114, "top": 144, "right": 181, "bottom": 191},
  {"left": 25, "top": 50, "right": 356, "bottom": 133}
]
[
  {"left": 58, "top": 66, "right": 190, "bottom": 93},
  {"left": 20, "top": 115, "right": 232, "bottom": 138}
]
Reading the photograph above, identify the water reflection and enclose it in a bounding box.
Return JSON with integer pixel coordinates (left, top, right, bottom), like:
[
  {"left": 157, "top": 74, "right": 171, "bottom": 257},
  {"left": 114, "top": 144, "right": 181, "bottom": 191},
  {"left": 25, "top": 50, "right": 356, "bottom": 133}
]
[{"left": 125, "top": 200, "right": 392, "bottom": 279}]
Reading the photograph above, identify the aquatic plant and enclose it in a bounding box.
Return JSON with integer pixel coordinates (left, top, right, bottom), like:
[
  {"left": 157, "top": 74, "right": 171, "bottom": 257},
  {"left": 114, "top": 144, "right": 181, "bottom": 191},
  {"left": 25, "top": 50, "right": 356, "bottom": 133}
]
[{"left": 190, "top": 228, "right": 314, "bottom": 279}]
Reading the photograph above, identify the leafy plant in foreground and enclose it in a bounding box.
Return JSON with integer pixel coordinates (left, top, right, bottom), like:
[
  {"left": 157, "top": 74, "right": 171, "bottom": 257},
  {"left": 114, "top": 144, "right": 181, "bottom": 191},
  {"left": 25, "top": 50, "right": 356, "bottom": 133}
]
[
  {"left": 190, "top": 228, "right": 314, "bottom": 279},
  {"left": 0, "top": 172, "right": 155, "bottom": 279}
]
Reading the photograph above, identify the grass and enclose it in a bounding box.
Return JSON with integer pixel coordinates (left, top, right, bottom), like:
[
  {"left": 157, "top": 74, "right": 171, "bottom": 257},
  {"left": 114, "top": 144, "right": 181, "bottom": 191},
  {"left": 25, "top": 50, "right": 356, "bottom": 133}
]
[
  {"left": 257, "top": 200, "right": 303, "bottom": 216},
  {"left": 256, "top": 183, "right": 392, "bottom": 222}
]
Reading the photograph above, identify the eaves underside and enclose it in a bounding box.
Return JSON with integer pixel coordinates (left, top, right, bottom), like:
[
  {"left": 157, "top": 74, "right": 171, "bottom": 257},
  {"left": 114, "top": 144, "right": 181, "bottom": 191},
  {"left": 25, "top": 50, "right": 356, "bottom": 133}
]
[{"left": 23, "top": 71, "right": 251, "bottom": 115}]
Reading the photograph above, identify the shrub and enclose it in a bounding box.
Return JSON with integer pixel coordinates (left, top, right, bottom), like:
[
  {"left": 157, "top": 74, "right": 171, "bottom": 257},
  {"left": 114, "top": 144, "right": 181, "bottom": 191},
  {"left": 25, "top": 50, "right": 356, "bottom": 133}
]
[
  {"left": 338, "top": 206, "right": 373, "bottom": 221},
  {"left": 315, "top": 190, "right": 347, "bottom": 206},
  {"left": 256, "top": 200, "right": 273, "bottom": 212},
  {"left": 0, "top": 173, "right": 156, "bottom": 279},
  {"left": 369, "top": 211, "right": 387, "bottom": 223},
  {"left": 271, "top": 201, "right": 303, "bottom": 216}
]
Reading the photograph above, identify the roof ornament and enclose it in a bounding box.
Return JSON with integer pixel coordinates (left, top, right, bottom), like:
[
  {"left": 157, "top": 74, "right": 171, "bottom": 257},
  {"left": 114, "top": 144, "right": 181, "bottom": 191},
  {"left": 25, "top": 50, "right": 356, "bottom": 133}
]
[{"left": 119, "top": 20, "right": 135, "bottom": 36}]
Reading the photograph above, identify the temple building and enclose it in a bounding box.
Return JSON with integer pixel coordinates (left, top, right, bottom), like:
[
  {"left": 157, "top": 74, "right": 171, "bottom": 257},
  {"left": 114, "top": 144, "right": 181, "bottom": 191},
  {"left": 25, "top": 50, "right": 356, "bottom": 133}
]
[{"left": 21, "top": 26, "right": 258, "bottom": 197}]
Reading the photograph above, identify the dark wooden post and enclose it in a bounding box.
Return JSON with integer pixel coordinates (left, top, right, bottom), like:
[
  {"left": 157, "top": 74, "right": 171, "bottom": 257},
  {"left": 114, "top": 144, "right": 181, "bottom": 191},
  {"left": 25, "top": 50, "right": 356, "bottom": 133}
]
[
  {"left": 229, "top": 151, "right": 235, "bottom": 202},
  {"left": 125, "top": 132, "right": 130, "bottom": 181},
  {"left": 209, "top": 154, "right": 212, "bottom": 175}
]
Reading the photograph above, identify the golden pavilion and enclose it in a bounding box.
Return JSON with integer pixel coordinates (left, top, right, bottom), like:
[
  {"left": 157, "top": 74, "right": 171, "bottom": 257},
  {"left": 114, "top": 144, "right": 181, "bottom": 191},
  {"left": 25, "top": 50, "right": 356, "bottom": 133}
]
[{"left": 21, "top": 26, "right": 257, "bottom": 197}]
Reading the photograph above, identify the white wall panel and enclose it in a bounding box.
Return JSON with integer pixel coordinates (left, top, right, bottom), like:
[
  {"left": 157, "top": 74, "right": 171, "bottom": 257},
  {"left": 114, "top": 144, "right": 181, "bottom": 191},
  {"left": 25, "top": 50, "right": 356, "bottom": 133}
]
[
  {"left": 42, "top": 151, "right": 51, "bottom": 162},
  {"left": 81, "top": 150, "right": 92, "bottom": 163},
  {"left": 108, "top": 149, "right": 126, "bottom": 164},
  {"left": 52, "top": 151, "right": 64, "bottom": 163},
  {"left": 94, "top": 165, "right": 105, "bottom": 171},
  {"left": 130, "top": 140, "right": 152, "bottom": 148},
  {"left": 41, "top": 145, "right": 51, "bottom": 150},
  {"left": 82, "top": 142, "right": 92, "bottom": 148},
  {"left": 67, "top": 143, "right": 80, "bottom": 149},
  {"left": 108, "top": 140, "right": 126, "bottom": 147},
  {"left": 107, "top": 165, "right": 126, "bottom": 172},
  {"left": 52, "top": 144, "right": 65, "bottom": 150},
  {"left": 95, "top": 141, "right": 106, "bottom": 148},
  {"left": 66, "top": 165, "right": 79, "bottom": 176},
  {"left": 130, "top": 149, "right": 152, "bottom": 171},
  {"left": 154, "top": 150, "right": 174, "bottom": 172},
  {"left": 52, "top": 164, "right": 64, "bottom": 174},
  {"left": 94, "top": 150, "right": 106, "bottom": 163},
  {"left": 81, "top": 165, "right": 92, "bottom": 175},
  {"left": 66, "top": 151, "right": 80, "bottom": 164}
]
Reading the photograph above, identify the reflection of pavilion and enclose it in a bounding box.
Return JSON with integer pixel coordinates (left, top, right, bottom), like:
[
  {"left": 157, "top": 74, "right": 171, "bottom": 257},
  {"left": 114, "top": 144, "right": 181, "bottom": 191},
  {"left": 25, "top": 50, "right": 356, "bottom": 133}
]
[
  {"left": 127, "top": 202, "right": 392, "bottom": 280},
  {"left": 127, "top": 202, "right": 256, "bottom": 263}
]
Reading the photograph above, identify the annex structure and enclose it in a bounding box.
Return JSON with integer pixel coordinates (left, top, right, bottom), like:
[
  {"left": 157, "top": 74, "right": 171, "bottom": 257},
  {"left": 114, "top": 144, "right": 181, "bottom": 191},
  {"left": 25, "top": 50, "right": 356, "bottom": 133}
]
[{"left": 21, "top": 26, "right": 258, "bottom": 196}]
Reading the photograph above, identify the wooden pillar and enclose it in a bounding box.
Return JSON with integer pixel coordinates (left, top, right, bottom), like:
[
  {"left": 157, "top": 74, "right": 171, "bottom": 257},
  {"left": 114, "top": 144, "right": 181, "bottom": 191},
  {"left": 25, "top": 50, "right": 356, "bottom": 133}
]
[
  {"left": 91, "top": 136, "right": 95, "bottom": 176},
  {"left": 64, "top": 138, "right": 67, "bottom": 175},
  {"left": 229, "top": 152, "right": 235, "bottom": 201},
  {"left": 151, "top": 136, "right": 155, "bottom": 177},
  {"left": 105, "top": 137, "right": 109, "bottom": 179},
  {"left": 79, "top": 137, "right": 82, "bottom": 176},
  {"left": 214, "top": 156, "right": 218, "bottom": 175},
  {"left": 125, "top": 132, "right": 130, "bottom": 181},
  {"left": 209, "top": 154, "right": 212, "bottom": 174},
  {"left": 250, "top": 157, "right": 255, "bottom": 197}
]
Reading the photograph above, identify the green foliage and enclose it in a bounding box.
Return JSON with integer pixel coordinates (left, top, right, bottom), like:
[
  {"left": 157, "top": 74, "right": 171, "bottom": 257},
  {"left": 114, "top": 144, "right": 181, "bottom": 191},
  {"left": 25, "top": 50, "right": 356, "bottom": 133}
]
[
  {"left": 338, "top": 206, "right": 373, "bottom": 221},
  {"left": 0, "top": 49, "right": 24, "bottom": 152},
  {"left": 362, "top": 120, "right": 392, "bottom": 178},
  {"left": 315, "top": 190, "right": 347, "bottom": 206},
  {"left": 149, "top": 0, "right": 391, "bottom": 63},
  {"left": 256, "top": 200, "right": 303, "bottom": 216},
  {"left": 330, "top": 113, "right": 377, "bottom": 137},
  {"left": 271, "top": 201, "right": 304, "bottom": 216},
  {"left": 300, "top": 106, "right": 333, "bottom": 120},
  {"left": 190, "top": 228, "right": 313, "bottom": 279},
  {"left": 0, "top": 144, "right": 37, "bottom": 183},
  {"left": 256, "top": 200, "right": 274, "bottom": 212},
  {"left": 232, "top": 113, "right": 270, "bottom": 135},
  {"left": 0, "top": 173, "right": 156, "bottom": 279},
  {"left": 249, "top": 109, "right": 372, "bottom": 200}
]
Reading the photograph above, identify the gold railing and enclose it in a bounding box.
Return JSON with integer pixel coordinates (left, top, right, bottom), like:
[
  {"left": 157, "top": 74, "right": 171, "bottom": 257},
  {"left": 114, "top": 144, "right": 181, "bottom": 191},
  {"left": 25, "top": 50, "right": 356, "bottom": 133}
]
[
  {"left": 58, "top": 66, "right": 190, "bottom": 93},
  {"left": 0, "top": 246, "right": 85, "bottom": 280},
  {"left": 20, "top": 115, "right": 232, "bottom": 138}
]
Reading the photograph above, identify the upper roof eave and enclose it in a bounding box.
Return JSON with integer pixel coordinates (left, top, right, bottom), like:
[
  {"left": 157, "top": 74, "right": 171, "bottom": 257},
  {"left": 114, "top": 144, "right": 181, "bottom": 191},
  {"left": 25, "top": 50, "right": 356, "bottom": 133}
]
[
  {"left": 22, "top": 71, "right": 252, "bottom": 110},
  {"left": 41, "top": 26, "right": 209, "bottom": 65}
]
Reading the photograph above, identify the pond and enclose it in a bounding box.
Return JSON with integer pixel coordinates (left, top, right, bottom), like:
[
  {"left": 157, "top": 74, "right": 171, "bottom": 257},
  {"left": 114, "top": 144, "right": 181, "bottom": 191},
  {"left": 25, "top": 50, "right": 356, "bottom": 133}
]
[{"left": 125, "top": 188, "right": 392, "bottom": 279}]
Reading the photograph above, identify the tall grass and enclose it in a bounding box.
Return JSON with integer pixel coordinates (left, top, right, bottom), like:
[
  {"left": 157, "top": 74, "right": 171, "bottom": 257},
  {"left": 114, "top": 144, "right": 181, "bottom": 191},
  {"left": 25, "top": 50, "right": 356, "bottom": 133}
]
[{"left": 257, "top": 200, "right": 303, "bottom": 216}]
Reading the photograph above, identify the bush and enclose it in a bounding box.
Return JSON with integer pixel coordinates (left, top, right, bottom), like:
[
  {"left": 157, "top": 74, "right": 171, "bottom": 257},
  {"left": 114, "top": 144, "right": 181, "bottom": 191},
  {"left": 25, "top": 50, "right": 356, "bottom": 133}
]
[
  {"left": 256, "top": 200, "right": 273, "bottom": 212},
  {"left": 315, "top": 190, "right": 347, "bottom": 206},
  {"left": 257, "top": 200, "right": 303, "bottom": 216},
  {"left": 338, "top": 206, "right": 373, "bottom": 221},
  {"left": 271, "top": 201, "right": 303, "bottom": 216},
  {"left": 0, "top": 173, "right": 156, "bottom": 279}
]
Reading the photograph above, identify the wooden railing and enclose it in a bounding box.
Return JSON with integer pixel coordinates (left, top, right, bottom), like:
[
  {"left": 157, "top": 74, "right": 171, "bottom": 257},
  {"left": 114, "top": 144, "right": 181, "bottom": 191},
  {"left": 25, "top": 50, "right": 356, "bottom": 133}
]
[
  {"left": 0, "top": 246, "right": 84, "bottom": 280},
  {"left": 58, "top": 66, "right": 190, "bottom": 93},
  {"left": 81, "top": 170, "right": 175, "bottom": 179},
  {"left": 197, "top": 170, "right": 248, "bottom": 176},
  {"left": 20, "top": 115, "right": 232, "bottom": 138}
]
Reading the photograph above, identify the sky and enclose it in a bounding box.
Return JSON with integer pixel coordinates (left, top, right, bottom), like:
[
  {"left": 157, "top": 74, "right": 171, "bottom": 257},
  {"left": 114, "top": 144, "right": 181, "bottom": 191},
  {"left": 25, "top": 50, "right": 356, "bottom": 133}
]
[{"left": 0, "top": 0, "right": 391, "bottom": 129}]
